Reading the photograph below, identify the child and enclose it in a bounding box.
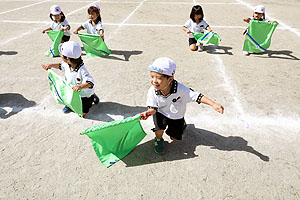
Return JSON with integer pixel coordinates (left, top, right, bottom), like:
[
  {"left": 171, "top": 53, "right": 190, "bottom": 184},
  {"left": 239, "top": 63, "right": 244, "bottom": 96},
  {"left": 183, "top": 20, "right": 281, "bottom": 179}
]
[
  {"left": 42, "top": 5, "right": 71, "bottom": 42},
  {"left": 141, "top": 57, "right": 224, "bottom": 155},
  {"left": 183, "top": 5, "right": 213, "bottom": 52},
  {"left": 73, "top": 3, "right": 104, "bottom": 40},
  {"left": 41, "top": 41, "right": 99, "bottom": 117},
  {"left": 243, "top": 5, "right": 278, "bottom": 55}
]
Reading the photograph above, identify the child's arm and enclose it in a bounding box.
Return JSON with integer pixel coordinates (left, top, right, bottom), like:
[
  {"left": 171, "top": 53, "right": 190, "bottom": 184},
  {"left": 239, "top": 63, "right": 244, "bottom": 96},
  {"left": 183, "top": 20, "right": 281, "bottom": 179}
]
[
  {"left": 42, "top": 27, "right": 52, "bottom": 33},
  {"left": 206, "top": 26, "right": 213, "bottom": 32},
  {"left": 243, "top": 18, "right": 251, "bottom": 23},
  {"left": 60, "top": 25, "right": 71, "bottom": 32},
  {"left": 200, "top": 96, "right": 224, "bottom": 114},
  {"left": 72, "top": 82, "right": 92, "bottom": 92},
  {"left": 183, "top": 26, "right": 192, "bottom": 34},
  {"left": 73, "top": 25, "right": 83, "bottom": 34},
  {"left": 140, "top": 108, "right": 157, "bottom": 120},
  {"left": 41, "top": 63, "right": 60, "bottom": 71},
  {"left": 100, "top": 29, "right": 104, "bottom": 40}
]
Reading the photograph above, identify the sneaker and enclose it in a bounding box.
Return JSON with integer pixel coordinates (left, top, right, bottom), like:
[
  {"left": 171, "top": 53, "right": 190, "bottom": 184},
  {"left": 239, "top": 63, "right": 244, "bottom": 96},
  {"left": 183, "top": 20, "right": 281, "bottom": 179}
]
[
  {"left": 243, "top": 51, "right": 250, "bottom": 56},
  {"left": 93, "top": 94, "right": 100, "bottom": 104},
  {"left": 198, "top": 45, "right": 204, "bottom": 52},
  {"left": 62, "top": 106, "right": 72, "bottom": 113},
  {"left": 154, "top": 137, "right": 164, "bottom": 155}
]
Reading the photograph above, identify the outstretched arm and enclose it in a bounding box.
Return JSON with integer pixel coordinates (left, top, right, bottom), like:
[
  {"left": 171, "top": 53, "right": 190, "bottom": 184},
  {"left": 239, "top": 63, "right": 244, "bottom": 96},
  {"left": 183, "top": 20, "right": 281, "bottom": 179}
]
[
  {"left": 41, "top": 63, "right": 60, "bottom": 71},
  {"left": 243, "top": 18, "right": 251, "bottom": 23},
  {"left": 73, "top": 25, "right": 83, "bottom": 34},
  {"left": 200, "top": 96, "right": 224, "bottom": 114},
  {"left": 183, "top": 26, "right": 192, "bottom": 34},
  {"left": 42, "top": 27, "right": 52, "bottom": 33}
]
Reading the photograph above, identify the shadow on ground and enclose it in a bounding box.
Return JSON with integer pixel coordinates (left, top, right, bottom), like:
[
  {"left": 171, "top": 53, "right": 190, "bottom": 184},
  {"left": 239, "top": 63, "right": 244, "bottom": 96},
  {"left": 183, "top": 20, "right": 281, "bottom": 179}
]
[
  {"left": 204, "top": 45, "right": 233, "bottom": 55},
  {"left": 0, "top": 51, "right": 18, "bottom": 56},
  {"left": 86, "top": 101, "right": 146, "bottom": 122},
  {"left": 252, "top": 50, "right": 299, "bottom": 60},
  {"left": 123, "top": 124, "right": 269, "bottom": 167},
  {"left": 81, "top": 48, "right": 142, "bottom": 61},
  {"left": 0, "top": 93, "right": 36, "bottom": 119}
]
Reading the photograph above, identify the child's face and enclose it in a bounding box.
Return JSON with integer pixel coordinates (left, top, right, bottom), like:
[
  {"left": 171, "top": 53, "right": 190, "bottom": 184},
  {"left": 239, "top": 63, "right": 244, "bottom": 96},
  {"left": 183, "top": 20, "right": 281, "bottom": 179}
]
[
  {"left": 88, "top": 11, "right": 99, "bottom": 21},
  {"left": 194, "top": 14, "right": 202, "bottom": 22},
  {"left": 150, "top": 71, "right": 173, "bottom": 91},
  {"left": 52, "top": 13, "right": 62, "bottom": 21},
  {"left": 253, "top": 12, "right": 264, "bottom": 20}
]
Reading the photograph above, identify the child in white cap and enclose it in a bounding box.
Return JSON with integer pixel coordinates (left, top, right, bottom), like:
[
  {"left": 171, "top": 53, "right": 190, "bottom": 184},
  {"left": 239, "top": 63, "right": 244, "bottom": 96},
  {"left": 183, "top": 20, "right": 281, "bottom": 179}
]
[
  {"left": 183, "top": 5, "right": 213, "bottom": 52},
  {"left": 141, "top": 57, "right": 224, "bottom": 155},
  {"left": 41, "top": 41, "right": 99, "bottom": 117},
  {"left": 42, "top": 5, "right": 71, "bottom": 42},
  {"left": 243, "top": 5, "right": 278, "bottom": 55},
  {"left": 73, "top": 3, "right": 104, "bottom": 40}
]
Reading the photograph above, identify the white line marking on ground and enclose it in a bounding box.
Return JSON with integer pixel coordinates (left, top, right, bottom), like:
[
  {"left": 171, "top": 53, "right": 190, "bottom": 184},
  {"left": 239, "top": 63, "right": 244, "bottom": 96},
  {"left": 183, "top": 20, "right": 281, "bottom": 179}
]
[
  {"left": 213, "top": 55, "right": 249, "bottom": 128},
  {"left": 106, "top": 0, "right": 146, "bottom": 41},
  {"left": 235, "top": 0, "right": 300, "bottom": 37},
  {"left": 0, "top": 0, "right": 50, "bottom": 15}
]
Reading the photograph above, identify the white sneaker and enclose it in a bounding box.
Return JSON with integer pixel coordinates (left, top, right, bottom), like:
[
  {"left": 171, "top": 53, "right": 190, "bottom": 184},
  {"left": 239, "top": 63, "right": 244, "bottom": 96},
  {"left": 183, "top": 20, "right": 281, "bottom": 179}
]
[
  {"left": 243, "top": 51, "right": 250, "bottom": 56},
  {"left": 198, "top": 45, "right": 204, "bottom": 52}
]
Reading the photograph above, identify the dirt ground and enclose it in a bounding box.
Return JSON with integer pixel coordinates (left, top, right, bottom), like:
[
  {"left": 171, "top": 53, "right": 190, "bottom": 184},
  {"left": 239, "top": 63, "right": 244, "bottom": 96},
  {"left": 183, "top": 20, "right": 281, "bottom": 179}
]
[{"left": 0, "top": 0, "right": 300, "bottom": 199}]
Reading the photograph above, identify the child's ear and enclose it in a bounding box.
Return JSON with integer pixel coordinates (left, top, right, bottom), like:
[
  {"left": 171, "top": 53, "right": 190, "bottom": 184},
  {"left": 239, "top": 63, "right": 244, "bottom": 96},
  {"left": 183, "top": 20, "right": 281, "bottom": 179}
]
[{"left": 168, "top": 76, "right": 174, "bottom": 83}]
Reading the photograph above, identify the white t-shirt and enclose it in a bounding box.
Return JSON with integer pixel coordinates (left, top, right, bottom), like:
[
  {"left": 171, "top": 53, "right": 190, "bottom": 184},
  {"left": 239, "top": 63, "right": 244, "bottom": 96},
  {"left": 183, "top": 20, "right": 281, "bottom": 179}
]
[
  {"left": 184, "top": 19, "right": 209, "bottom": 38},
  {"left": 50, "top": 20, "right": 71, "bottom": 36},
  {"left": 147, "top": 80, "right": 203, "bottom": 119},
  {"left": 60, "top": 62, "right": 95, "bottom": 98},
  {"left": 81, "top": 20, "right": 104, "bottom": 35}
]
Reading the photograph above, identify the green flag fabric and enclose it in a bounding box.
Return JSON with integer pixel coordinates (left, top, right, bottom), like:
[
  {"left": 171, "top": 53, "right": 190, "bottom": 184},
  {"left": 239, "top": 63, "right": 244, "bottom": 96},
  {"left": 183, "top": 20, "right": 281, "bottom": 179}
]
[
  {"left": 81, "top": 114, "right": 147, "bottom": 167},
  {"left": 193, "top": 32, "right": 222, "bottom": 46},
  {"left": 78, "top": 33, "right": 111, "bottom": 57},
  {"left": 48, "top": 70, "right": 83, "bottom": 117},
  {"left": 45, "top": 30, "right": 64, "bottom": 57},
  {"left": 243, "top": 20, "right": 278, "bottom": 53}
]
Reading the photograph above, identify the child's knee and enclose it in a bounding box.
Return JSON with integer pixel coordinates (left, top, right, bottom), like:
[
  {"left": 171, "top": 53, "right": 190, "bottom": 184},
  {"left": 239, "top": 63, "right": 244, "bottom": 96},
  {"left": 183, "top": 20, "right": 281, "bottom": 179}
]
[{"left": 189, "top": 45, "right": 197, "bottom": 51}]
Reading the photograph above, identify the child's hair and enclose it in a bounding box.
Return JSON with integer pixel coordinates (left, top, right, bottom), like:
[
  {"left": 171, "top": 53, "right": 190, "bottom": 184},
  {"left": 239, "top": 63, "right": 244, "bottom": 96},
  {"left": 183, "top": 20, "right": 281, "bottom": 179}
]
[
  {"left": 49, "top": 12, "right": 66, "bottom": 22},
  {"left": 88, "top": 6, "right": 102, "bottom": 22},
  {"left": 190, "top": 5, "right": 204, "bottom": 22},
  {"left": 163, "top": 74, "right": 172, "bottom": 79},
  {"left": 63, "top": 55, "right": 83, "bottom": 66},
  {"left": 253, "top": 12, "right": 265, "bottom": 20}
]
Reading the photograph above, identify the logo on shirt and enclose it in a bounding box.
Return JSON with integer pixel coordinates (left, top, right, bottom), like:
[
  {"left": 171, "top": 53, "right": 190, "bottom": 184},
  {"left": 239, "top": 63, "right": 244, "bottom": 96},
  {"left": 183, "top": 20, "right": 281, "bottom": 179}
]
[{"left": 76, "top": 78, "right": 81, "bottom": 82}]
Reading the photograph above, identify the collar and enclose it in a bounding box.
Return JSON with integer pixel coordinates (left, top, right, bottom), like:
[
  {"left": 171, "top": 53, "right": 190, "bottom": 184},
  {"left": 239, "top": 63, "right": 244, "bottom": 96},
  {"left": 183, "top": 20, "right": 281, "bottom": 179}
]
[
  {"left": 89, "top": 19, "right": 100, "bottom": 25},
  {"left": 155, "top": 80, "right": 178, "bottom": 96},
  {"left": 69, "top": 62, "right": 84, "bottom": 72}
]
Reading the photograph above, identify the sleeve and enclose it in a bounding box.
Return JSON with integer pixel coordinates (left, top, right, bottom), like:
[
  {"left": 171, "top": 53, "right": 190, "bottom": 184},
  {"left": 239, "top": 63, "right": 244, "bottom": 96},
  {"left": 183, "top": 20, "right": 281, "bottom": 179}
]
[
  {"left": 63, "top": 19, "right": 70, "bottom": 27},
  {"left": 80, "top": 68, "right": 94, "bottom": 88},
  {"left": 146, "top": 87, "right": 158, "bottom": 108},
  {"left": 97, "top": 22, "right": 104, "bottom": 30},
  {"left": 202, "top": 20, "right": 209, "bottom": 29},
  {"left": 81, "top": 21, "right": 88, "bottom": 30},
  {"left": 50, "top": 21, "right": 55, "bottom": 30},
  {"left": 183, "top": 19, "right": 191, "bottom": 28},
  {"left": 182, "top": 84, "right": 203, "bottom": 104},
  {"left": 60, "top": 61, "right": 68, "bottom": 72}
]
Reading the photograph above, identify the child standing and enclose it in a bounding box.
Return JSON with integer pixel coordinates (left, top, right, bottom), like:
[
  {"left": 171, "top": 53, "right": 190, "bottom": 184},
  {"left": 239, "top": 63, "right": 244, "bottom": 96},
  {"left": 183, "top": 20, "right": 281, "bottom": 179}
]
[
  {"left": 42, "top": 5, "right": 71, "bottom": 42},
  {"left": 73, "top": 3, "right": 104, "bottom": 40},
  {"left": 41, "top": 41, "right": 99, "bottom": 117},
  {"left": 183, "top": 5, "right": 213, "bottom": 52},
  {"left": 141, "top": 57, "right": 224, "bottom": 155},
  {"left": 243, "top": 5, "right": 278, "bottom": 55}
]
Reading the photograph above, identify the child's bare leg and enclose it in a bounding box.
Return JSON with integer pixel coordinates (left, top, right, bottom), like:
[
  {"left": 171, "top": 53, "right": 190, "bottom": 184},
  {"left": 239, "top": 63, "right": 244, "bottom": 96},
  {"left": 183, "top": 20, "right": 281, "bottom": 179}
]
[
  {"left": 189, "top": 44, "right": 197, "bottom": 51},
  {"left": 170, "top": 137, "right": 177, "bottom": 141},
  {"left": 155, "top": 130, "right": 164, "bottom": 139}
]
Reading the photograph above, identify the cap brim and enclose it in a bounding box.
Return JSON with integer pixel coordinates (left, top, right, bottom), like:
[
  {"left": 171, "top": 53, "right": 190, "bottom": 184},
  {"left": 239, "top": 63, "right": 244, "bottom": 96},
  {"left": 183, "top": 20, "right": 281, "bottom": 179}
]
[{"left": 58, "top": 43, "right": 63, "bottom": 55}]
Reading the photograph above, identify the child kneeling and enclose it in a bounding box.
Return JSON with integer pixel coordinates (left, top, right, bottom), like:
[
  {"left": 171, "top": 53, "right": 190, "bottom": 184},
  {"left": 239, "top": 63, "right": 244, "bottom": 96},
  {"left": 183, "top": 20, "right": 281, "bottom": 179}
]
[
  {"left": 41, "top": 41, "right": 99, "bottom": 117},
  {"left": 141, "top": 57, "right": 224, "bottom": 154}
]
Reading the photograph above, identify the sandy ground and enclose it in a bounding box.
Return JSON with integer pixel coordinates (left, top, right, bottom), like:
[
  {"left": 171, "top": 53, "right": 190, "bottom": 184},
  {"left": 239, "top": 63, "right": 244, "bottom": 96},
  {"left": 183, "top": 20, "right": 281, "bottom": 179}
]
[{"left": 0, "top": 0, "right": 300, "bottom": 199}]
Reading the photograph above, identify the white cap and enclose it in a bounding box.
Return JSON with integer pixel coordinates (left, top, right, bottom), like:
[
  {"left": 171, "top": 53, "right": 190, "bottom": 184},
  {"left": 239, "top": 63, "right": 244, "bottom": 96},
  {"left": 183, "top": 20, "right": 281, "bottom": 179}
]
[
  {"left": 50, "top": 5, "right": 62, "bottom": 15},
  {"left": 88, "top": 3, "right": 101, "bottom": 12},
  {"left": 254, "top": 5, "right": 265, "bottom": 14},
  {"left": 148, "top": 57, "right": 176, "bottom": 76},
  {"left": 59, "top": 41, "right": 82, "bottom": 59}
]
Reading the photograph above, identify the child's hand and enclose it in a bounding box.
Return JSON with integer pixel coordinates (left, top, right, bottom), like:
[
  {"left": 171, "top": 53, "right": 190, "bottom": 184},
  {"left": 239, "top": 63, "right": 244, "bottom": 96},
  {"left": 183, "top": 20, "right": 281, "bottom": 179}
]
[
  {"left": 243, "top": 18, "right": 250, "bottom": 23},
  {"left": 72, "top": 85, "right": 81, "bottom": 92},
  {"left": 41, "top": 64, "right": 51, "bottom": 70},
  {"left": 140, "top": 112, "right": 151, "bottom": 120},
  {"left": 73, "top": 30, "right": 78, "bottom": 34},
  {"left": 212, "top": 103, "right": 224, "bottom": 114},
  {"left": 42, "top": 30, "right": 46, "bottom": 34},
  {"left": 100, "top": 34, "right": 104, "bottom": 40},
  {"left": 59, "top": 28, "right": 64, "bottom": 32},
  {"left": 187, "top": 30, "right": 193, "bottom": 34}
]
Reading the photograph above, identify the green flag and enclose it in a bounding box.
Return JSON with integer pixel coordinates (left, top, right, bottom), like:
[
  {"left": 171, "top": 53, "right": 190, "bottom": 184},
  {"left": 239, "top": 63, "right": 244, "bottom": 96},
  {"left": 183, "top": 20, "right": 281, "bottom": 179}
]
[
  {"left": 81, "top": 114, "right": 147, "bottom": 167},
  {"left": 45, "top": 30, "right": 64, "bottom": 57},
  {"left": 48, "top": 70, "right": 83, "bottom": 117},
  {"left": 193, "top": 32, "right": 222, "bottom": 46},
  {"left": 78, "top": 33, "right": 111, "bottom": 57},
  {"left": 243, "top": 20, "right": 278, "bottom": 53}
]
